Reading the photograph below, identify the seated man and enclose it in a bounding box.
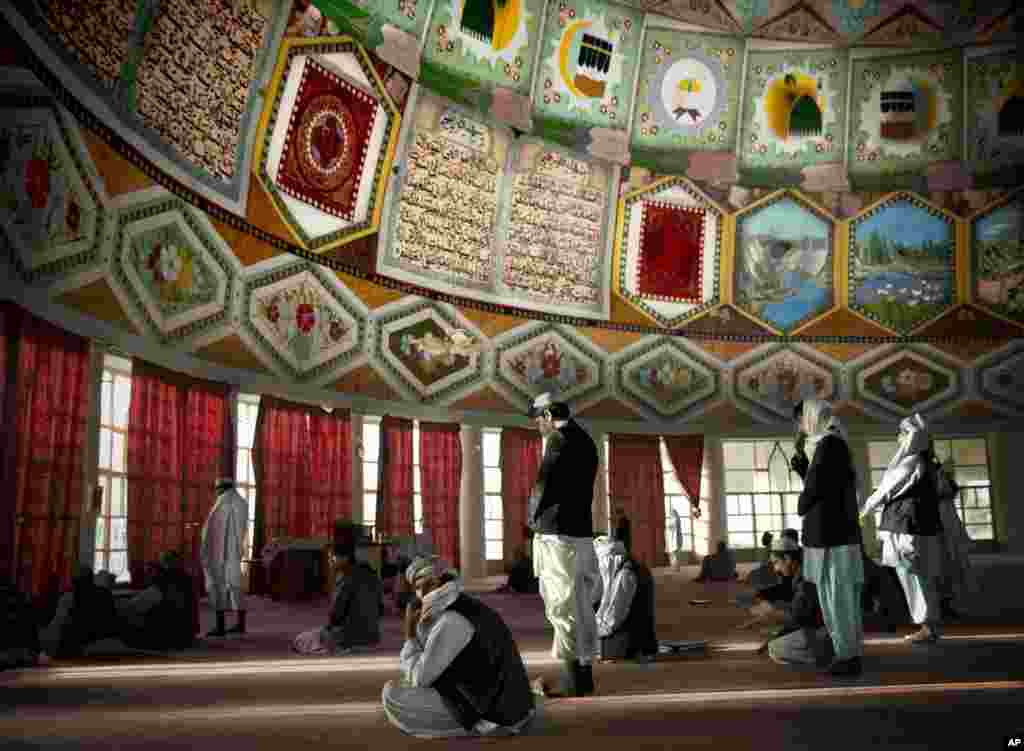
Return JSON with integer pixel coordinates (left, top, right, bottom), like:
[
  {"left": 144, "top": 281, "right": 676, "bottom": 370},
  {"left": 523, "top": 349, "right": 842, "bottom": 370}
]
[
  {"left": 383, "top": 556, "right": 535, "bottom": 738},
  {"left": 695, "top": 541, "right": 738, "bottom": 583},
  {"left": 500, "top": 541, "right": 539, "bottom": 594},
  {"left": 294, "top": 545, "right": 382, "bottom": 655},
  {"left": 744, "top": 532, "right": 777, "bottom": 590},
  {"left": 40, "top": 568, "right": 119, "bottom": 659},
  {"left": 755, "top": 540, "right": 833, "bottom": 668},
  {"left": 119, "top": 552, "right": 198, "bottom": 651},
  {"left": 595, "top": 538, "right": 657, "bottom": 661},
  {"left": 1, "top": 577, "right": 42, "bottom": 669}
]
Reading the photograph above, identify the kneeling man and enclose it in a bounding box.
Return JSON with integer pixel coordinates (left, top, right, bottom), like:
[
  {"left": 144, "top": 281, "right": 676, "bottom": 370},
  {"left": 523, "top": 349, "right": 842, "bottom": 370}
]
[
  {"left": 764, "top": 539, "right": 833, "bottom": 667},
  {"left": 594, "top": 537, "right": 657, "bottom": 661},
  {"left": 383, "top": 556, "right": 535, "bottom": 738}
]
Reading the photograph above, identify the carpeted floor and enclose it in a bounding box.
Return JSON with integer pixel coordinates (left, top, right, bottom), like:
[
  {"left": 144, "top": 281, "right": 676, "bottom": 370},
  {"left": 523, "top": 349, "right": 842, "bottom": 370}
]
[{"left": 4, "top": 565, "right": 1024, "bottom": 750}]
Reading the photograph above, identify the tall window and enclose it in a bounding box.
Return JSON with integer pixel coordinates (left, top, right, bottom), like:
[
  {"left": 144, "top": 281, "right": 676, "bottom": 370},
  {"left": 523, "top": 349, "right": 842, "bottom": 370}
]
[
  {"left": 868, "top": 436, "right": 994, "bottom": 541},
  {"left": 95, "top": 354, "right": 132, "bottom": 581},
  {"left": 236, "top": 394, "right": 260, "bottom": 558},
  {"left": 661, "top": 439, "right": 693, "bottom": 554},
  {"left": 723, "top": 439, "right": 803, "bottom": 549},
  {"left": 483, "top": 428, "right": 502, "bottom": 561},
  {"left": 362, "top": 416, "right": 380, "bottom": 538},
  {"left": 362, "top": 417, "right": 423, "bottom": 537},
  {"left": 602, "top": 435, "right": 611, "bottom": 533}
]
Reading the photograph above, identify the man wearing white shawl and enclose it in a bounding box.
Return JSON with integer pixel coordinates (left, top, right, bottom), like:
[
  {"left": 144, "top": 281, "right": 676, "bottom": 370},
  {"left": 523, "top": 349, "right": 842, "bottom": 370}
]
[
  {"left": 790, "top": 399, "right": 865, "bottom": 676},
  {"left": 861, "top": 415, "right": 944, "bottom": 644},
  {"left": 200, "top": 478, "right": 248, "bottom": 637},
  {"left": 382, "top": 556, "right": 535, "bottom": 738}
]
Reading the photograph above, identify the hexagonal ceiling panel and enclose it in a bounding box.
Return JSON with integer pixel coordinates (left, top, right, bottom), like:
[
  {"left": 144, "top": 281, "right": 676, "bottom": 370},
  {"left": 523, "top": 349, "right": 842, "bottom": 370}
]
[
  {"left": 1, "top": 98, "right": 108, "bottom": 290},
  {"left": 255, "top": 38, "right": 400, "bottom": 254},
  {"left": 978, "top": 343, "right": 1024, "bottom": 411},
  {"left": 239, "top": 256, "right": 369, "bottom": 384},
  {"left": 492, "top": 322, "right": 607, "bottom": 413},
  {"left": 972, "top": 194, "right": 1024, "bottom": 327},
  {"left": 734, "top": 346, "right": 837, "bottom": 420},
  {"left": 734, "top": 191, "right": 835, "bottom": 334},
  {"left": 372, "top": 298, "right": 488, "bottom": 405},
  {"left": 614, "top": 337, "right": 718, "bottom": 421},
  {"left": 614, "top": 176, "right": 722, "bottom": 327},
  {"left": 109, "top": 191, "right": 241, "bottom": 349},
  {"left": 848, "top": 193, "right": 957, "bottom": 335},
  {"left": 853, "top": 347, "right": 962, "bottom": 417}
]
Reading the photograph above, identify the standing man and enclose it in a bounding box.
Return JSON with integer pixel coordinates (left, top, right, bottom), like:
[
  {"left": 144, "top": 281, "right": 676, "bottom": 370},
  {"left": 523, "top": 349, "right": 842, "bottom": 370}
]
[
  {"left": 790, "top": 400, "right": 864, "bottom": 677},
  {"left": 200, "top": 478, "right": 248, "bottom": 637},
  {"left": 527, "top": 392, "right": 600, "bottom": 697}
]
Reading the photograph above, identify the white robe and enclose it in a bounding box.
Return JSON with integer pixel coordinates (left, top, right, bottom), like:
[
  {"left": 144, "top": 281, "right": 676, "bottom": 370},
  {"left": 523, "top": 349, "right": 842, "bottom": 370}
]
[
  {"left": 533, "top": 534, "right": 600, "bottom": 663},
  {"left": 594, "top": 539, "right": 635, "bottom": 638},
  {"left": 199, "top": 488, "right": 248, "bottom": 611}
]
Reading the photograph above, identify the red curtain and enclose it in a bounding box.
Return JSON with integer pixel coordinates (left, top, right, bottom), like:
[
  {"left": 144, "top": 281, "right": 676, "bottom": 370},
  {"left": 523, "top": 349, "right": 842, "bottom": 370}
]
[
  {"left": 419, "top": 422, "right": 461, "bottom": 568},
  {"left": 608, "top": 434, "right": 665, "bottom": 568},
  {"left": 500, "top": 427, "right": 542, "bottom": 563},
  {"left": 0, "top": 303, "right": 16, "bottom": 583},
  {"left": 308, "top": 408, "right": 352, "bottom": 539},
  {"left": 253, "top": 396, "right": 313, "bottom": 550},
  {"left": 376, "top": 415, "right": 413, "bottom": 538},
  {"left": 126, "top": 362, "right": 228, "bottom": 584},
  {"left": 11, "top": 312, "right": 90, "bottom": 599},
  {"left": 662, "top": 435, "right": 705, "bottom": 511}
]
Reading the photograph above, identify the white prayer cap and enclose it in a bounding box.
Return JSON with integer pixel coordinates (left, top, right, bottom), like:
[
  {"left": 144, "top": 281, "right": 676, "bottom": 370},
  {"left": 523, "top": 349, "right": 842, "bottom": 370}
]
[
  {"left": 405, "top": 555, "right": 452, "bottom": 586},
  {"left": 528, "top": 392, "right": 569, "bottom": 419}
]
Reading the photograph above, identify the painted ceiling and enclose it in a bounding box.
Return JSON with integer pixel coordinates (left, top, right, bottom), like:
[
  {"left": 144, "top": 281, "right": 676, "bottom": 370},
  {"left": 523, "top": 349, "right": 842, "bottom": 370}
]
[{"left": 1, "top": 0, "right": 1023, "bottom": 430}]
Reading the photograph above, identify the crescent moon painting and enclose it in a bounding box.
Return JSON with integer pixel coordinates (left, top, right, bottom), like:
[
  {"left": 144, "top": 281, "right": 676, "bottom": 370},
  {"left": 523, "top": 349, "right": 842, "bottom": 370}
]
[{"left": 535, "top": 1, "right": 641, "bottom": 130}]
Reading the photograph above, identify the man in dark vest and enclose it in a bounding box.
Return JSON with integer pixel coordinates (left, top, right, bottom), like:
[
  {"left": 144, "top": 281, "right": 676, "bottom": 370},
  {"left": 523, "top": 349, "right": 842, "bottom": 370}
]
[
  {"left": 527, "top": 392, "right": 601, "bottom": 697},
  {"left": 594, "top": 538, "right": 657, "bottom": 661},
  {"left": 382, "top": 556, "right": 535, "bottom": 738}
]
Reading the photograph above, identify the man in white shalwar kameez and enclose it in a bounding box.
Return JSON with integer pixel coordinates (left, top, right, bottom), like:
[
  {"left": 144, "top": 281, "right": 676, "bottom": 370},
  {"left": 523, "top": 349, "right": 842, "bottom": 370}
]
[
  {"left": 527, "top": 393, "right": 601, "bottom": 697},
  {"left": 861, "top": 415, "right": 944, "bottom": 644},
  {"left": 382, "top": 557, "right": 535, "bottom": 738},
  {"left": 200, "top": 478, "right": 248, "bottom": 637}
]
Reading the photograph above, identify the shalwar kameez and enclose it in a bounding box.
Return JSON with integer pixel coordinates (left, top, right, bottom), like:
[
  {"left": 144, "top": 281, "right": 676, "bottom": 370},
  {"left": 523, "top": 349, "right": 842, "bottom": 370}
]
[{"left": 200, "top": 478, "right": 248, "bottom": 636}]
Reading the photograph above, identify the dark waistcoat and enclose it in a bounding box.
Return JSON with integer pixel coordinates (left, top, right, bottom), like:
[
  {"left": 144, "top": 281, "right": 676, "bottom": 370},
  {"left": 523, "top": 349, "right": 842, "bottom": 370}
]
[
  {"left": 430, "top": 594, "right": 535, "bottom": 731},
  {"left": 601, "top": 558, "right": 657, "bottom": 659}
]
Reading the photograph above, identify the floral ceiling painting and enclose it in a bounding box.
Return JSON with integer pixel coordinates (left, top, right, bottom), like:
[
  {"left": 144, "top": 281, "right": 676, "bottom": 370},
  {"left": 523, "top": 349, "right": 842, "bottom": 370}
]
[
  {"left": 532, "top": 0, "right": 642, "bottom": 147},
  {"left": 966, "top": 51, "right": 1024, "bottom": 187},
  {"left": 856, "top": 349, "right": 960, "bottom": 416},
  {"left": 734, "top": 347, "right": 836, "bottom": 419},
  {"left": 242, "top": 259, "right": 368, "bottom": 383},
  {"left": 848, "top": 49, "right": 963, "bottom": 190},
  {"left": 109, "top": 192, "right": 239, "bottom": 349},
  {"left": 973, "top": 196, "right": 1024, "bottom": 324},
  {"left": 375, "top": 299, "right": 487, "bottom": 403},
  {"left": 493, "top": 323, "right": 605, "bottom": 411},
  {"left": 257, "top": 39, "right": 400, "bottom": 254},
  {"left": 848, "top": 194, "right": 956, "bottom": 334},
  {"left": 738, "top": 47, "right": 847, "bottom": 184},
  {"left": 0, "top": 99, "right": 107, "bottom": 289},
  {"left": 631, "top": 27, "right": 743, "bottom": 171},
  {"left": 734, "top": 192, "right": 834, "bottom": 333},
  {"left": 616, "top": 337, "right": 717, "bottom": 420},
  {"left": 978, "top": 345, "right": 1024, "bottom": 410}
]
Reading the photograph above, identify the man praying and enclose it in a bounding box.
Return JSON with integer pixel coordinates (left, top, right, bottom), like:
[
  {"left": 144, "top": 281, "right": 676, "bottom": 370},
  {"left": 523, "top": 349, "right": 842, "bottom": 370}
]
[{"left": 594, "top": 537, "right": 657, "bottom": 662}]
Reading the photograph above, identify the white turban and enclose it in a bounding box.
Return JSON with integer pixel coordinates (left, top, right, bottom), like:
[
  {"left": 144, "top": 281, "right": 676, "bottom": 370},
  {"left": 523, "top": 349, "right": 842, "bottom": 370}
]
[{"left": 405, "top": 555, "right": 453, "bottom": 586}]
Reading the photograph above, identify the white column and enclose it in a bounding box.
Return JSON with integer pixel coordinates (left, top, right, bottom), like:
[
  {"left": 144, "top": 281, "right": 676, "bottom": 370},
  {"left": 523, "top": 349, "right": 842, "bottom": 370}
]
[
  {"left": 350, "top": 413, "right": 364, "bottom": 525},
  {"left": 846, "top": 434, "right": 877, "bottom": 555},
  {"left": 704, "top": 437, "right": 726, "bottom": 553},
  {"left": 78, "top": 343, "right": 105, "bottom": 571},
  {"left": 459, "top": 425, "right": 484, "bottom": 580},
  {"left": 592, "top": 430, "right": 609, "bottom": 535}
]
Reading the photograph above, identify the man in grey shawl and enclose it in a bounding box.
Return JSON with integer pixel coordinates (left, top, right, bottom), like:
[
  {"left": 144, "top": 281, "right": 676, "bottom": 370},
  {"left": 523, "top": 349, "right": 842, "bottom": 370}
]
[{"left": 861, "top": 414, "right": 944, "bottom": 644}]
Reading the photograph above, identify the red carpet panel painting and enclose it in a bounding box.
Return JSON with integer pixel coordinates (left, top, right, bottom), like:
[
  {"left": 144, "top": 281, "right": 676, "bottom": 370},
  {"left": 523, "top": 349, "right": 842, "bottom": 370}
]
[
  {"left": 276, "top": 58, "right": 378, "bottom": 223},
  {"left": 637, "top": 201, "right": 705, "bottom": 303}
]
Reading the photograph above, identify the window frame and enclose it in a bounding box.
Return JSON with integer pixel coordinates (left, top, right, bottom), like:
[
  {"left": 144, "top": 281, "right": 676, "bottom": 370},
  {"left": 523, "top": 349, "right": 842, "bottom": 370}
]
[
  {"left": 95, "top": 354, "right": 132, "bottom": 581},
  {"left": 660, "top": 439, "right": 695, "bottom": 556},
  {"left": 722, "top": 438, "right": 804, "bottom": 550},
  {"left": 235, "top": 393, "right": 261, "bottom": 560},
  {"left": 482, "top": 428, "right": 503, "bottom": 561}
]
